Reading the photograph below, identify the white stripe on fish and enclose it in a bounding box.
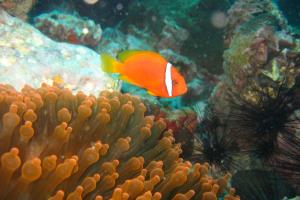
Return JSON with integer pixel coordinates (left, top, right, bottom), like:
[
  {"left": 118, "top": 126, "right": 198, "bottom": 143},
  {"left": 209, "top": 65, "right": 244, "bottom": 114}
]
[{"left": 165, "top": 62, "right": 173, "bottom": 97}]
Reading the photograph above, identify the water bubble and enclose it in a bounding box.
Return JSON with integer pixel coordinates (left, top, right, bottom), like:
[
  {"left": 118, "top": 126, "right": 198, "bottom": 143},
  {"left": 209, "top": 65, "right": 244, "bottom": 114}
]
[
  {"left": 116, "top": 3, "right": 123, "bottom": 10},
  {"left": 83, "top": 0, "right": 98, "bottom": 5},
  {"left": 151, "top": 15, "right": 157, "bottom": 22},
  {"left": 211, "top": 11, "right": 228, "bottom": 29},
  {"left": 82, "top": 28, "right": 89, "bottom": 34}
]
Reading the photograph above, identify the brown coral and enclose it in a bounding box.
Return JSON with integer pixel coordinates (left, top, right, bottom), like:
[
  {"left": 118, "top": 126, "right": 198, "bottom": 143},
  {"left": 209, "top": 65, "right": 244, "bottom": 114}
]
[
  {"left": 0, "top": 0, "right": 36, "bottom": 20},
  {"left": 224, "top": 0, "right": 287, "bottom": 45},
  {"left": 0, "top": 83, "right": 239, "bottom": 200},
  {"left": 33, "top": 11, "right": 102, "bottom": 48}
]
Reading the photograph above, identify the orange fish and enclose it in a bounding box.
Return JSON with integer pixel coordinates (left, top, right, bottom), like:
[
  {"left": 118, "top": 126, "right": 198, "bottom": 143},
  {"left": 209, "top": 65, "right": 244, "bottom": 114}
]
[{"left": 101, "top": 50, "right": 188, "bottom": 98}]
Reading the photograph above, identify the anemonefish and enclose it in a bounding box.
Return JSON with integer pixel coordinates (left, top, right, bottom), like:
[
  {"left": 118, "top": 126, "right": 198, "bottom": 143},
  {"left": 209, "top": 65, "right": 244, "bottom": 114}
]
[{"left": 101, "top": 50, "right": 188, "bottom": 98}]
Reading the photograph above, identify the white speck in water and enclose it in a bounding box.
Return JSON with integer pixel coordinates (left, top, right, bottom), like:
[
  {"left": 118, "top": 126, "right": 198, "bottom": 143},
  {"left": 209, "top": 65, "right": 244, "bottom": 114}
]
[
  {"left": 151, "top": 15, "right": 157, "bottom": 22},
  {"left": 211, "top": 11, "right": 228, "bottom": 29},
  {"left": 82, "top": 27, "right": 89, "bottom": 34},
  {"left": 116, "top": 3, "right": 123, "bottom": 10},
  {"left": 83, "top": 0, "right": 98, "bottom": 5}
]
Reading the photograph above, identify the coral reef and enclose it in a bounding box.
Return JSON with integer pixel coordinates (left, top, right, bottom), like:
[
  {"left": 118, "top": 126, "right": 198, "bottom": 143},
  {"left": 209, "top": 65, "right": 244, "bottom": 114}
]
[
  {"left": 211, "top": 0, "right": 300, "bottom": 120},
  {"left": 97, "top": 20, "right": 190, "bottom": 65},
  {"left": 154, "top": 20, "right": 190, "bottom": 54},
  {"left": 223, "top": 0, "right": 295, "bottom": 94},
  {"left": 96, "top": 27, "right": 153, "bottom": 57},
  {"left": 0, "top": 9, "right": 116, "bottom": 95},
  {"left": 0, "top": 0, "right": 36, "bottom": 20},
  {"left": 34, "top": 10, "right": 102, "bottom": 48},
  {"left": 223, "top": 25, "right": 297, "bottom": 92},
  {"left": 96, "top": 28, "right": 129, "bottom": 57},
  {"left": 224, "top": 0, "right": 287, "bottom": 45},
  {"left": 0, "top": 83, "right": 240, "bottom": 200},
  {"left": 193, "top": 0, "right": 300, "bottom": 197},
  {"left": 223, "top": 0, "right": 296, "bottom": 93}
]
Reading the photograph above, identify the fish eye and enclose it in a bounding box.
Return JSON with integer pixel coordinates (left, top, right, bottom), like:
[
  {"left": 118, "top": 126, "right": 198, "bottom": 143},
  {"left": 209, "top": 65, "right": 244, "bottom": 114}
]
[{"left": 172, "top": 80, "right": 178, "bottom": 86}]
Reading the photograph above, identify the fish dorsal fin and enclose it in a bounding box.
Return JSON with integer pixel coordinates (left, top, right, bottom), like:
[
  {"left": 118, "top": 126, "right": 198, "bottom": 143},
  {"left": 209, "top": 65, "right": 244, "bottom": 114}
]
[{"left": 117, "top": 50, "right": 150, "bottom": 62}]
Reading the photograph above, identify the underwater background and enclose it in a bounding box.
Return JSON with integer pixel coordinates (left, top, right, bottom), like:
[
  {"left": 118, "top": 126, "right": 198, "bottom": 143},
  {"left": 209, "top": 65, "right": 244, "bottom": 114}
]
[{"left": 0, "top": 0, "right": 299, "bottom": 199}]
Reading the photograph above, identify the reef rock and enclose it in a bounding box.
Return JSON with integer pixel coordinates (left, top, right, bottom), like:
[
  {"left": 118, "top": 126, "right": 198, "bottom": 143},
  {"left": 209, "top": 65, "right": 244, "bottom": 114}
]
[
  {"left": 0, "top": 0, "right": 35, "bottom": 20},
  {"left": 155, "top": 20, "right": 190, "bottom": 53},
  {"left": 33, "top": 10, "right": 102, "bottom": 48},
  {"left": 0, "top": 9, "right": 117, "bottom": 95},
  {"left": 96, "top": 27, "right": 153, "bottom": 57}
]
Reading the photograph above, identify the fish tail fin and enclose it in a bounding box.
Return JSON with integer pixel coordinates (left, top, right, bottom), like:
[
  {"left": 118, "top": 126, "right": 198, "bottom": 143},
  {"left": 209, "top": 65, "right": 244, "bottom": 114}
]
[{"left": 100, "top": 54, "right": 122, "bottom": 73}]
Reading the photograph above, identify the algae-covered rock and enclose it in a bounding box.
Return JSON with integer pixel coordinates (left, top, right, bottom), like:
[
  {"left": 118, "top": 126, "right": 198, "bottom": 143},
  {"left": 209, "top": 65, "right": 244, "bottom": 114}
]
[
  {"left": 224, "top": 19, "right": 298, "bottom": 93},
  {"left": 96, "top": 27, "right": 153, "bottom": 57},
  {"left": 203, "top": 1, "right": 300, "bottom": 193},
  {"left": 0, "top": 9, "right": 117, "bottom": 95},
  {"left": 221, "top": 0, "right": 298, "bottom": 94}
]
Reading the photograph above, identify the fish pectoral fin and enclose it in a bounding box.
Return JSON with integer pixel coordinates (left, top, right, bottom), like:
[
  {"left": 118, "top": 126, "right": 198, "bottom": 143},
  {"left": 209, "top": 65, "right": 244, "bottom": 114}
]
[
  {"left": 119, "top": 75, "right": 142, "bottom": 87},
  {"left": 117, "top": 50, "right": 149, "bottom": 62},
  {"left": 101, "top": 54, "right": 122, "bottom": 73}
]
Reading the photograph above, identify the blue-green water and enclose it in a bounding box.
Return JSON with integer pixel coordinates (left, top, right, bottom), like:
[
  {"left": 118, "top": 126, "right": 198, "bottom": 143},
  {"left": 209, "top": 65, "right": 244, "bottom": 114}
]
[{"left": 0, "top": 0, "right": 299, "bottom": 199}]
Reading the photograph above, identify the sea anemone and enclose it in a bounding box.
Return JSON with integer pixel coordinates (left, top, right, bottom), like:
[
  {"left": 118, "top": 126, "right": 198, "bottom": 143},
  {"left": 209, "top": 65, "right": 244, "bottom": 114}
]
[{"left": 0, "top": 83, "right": 239, "bottom": 200}]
